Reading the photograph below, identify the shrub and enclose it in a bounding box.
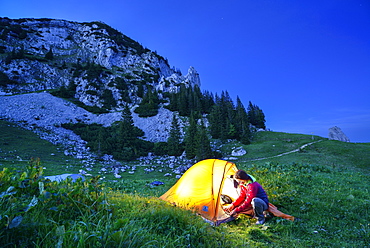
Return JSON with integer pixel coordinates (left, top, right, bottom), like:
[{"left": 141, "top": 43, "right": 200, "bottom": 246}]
[
  {"left": 0, "top": 71, "right": 17, "bottom": 86},
  {"left": 0, "top": 159, "right": 109, "bottom": 246}
]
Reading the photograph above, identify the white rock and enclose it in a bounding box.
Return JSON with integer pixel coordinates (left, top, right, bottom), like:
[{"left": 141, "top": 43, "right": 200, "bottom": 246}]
[
  {"left": 328, "top": 126, "right": 350, "bottom": 142},
  {"left": 231, "top": 147, "right": 247, "bottom": 156}
]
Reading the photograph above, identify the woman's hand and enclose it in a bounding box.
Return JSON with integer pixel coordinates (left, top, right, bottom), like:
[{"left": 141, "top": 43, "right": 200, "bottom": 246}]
[{"left": 224, "top": 204, "right": 235, "bottom": 212}]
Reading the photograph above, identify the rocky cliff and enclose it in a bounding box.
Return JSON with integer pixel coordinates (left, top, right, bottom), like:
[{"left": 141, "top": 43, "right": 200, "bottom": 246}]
[
  {"left": 0, "top": 17, "right": 200, "bottom": 108},
  {"left": 0, "top": 17, "right": 202, "bottom": 144}
]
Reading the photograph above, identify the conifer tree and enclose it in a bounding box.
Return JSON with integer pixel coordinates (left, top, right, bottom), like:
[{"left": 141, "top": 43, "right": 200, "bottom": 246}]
[
  {"left": 16, "top": 46, "right": 25, "bottom": 59},
  {"left": 184, "top": 113, "right": 198, "bottom": 159},
  {"left": 192, "top": 85, "right": 203, "bottom": 113},
  {"left": 240, "top": 122, "right": 252, "bottom": 144},
  {"left": 201, "top": 90, "right": 215, "bottom": 114},
  {"left": 195, "top": 119, "right": 213, "bottom": 161},
  {"left": 220, "top": 91, "right": 235, "bottom": 120},
  {"left": 165, "top": 85, "right": 216, "bottom": 117},
  {"left": 115, "top": 77, "right": 131, "bottom": 103},
  {"left": 216, "top": 91, "right": 235, "bottom": 140},
  {"left": 235, "top": 97, "right": 252, "bottom": 144},
  {"left": 228, "top": 123, "right": 238, "bottom": 139},
  {"left": 255, "top": 107, "right": 266, "bottom": 129},
  {"left": 45, "top": 47, "right": 54, "bottom": 60},
  {"left": 167, "top": 92, "right": 178, "bottom": 112},
  {"left": 178, "top": 85, "right": 189, "bottom": 116},
  {"left": 137, "top": 83, "right": 144, "bottom": 98},
  {"left": 167, "top": 114, "right": 183, "bottom": 156},
  {"left": 208, "top": 94, "right": 223, "bottom": 139},
  {"left": 116, "top": 104, "right": 144, "bottom": 160},
  {"left": 102, "top": 89, "right": 117, "bottom": 110},
  {"left": 247, "top": 101, "right": 266, "bottom": 129},
  {"left": 134, "top": 86, "right": 160, "bottom": 117}
]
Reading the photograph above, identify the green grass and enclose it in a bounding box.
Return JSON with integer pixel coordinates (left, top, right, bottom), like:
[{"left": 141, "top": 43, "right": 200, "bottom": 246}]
[
  {"left": 0, "top": 120, "right": 84, "bottom": 175},
  {"left": 221, "top": 131, "right": 323, "bottom": 161},
  {"left": 1, "top": 124, "right": 369, "bottom": 247}
]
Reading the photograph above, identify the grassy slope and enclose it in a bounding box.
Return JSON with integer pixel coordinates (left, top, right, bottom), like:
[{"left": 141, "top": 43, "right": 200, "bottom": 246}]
[
  {"left": 1, "top": 122, "right": 369, "bottom": 247},
  {"left": 228, "top": 132, "right": 370, "bottom": 247},
  {"left": 0, "top": 120, "right": 83, "bottom": 175}
]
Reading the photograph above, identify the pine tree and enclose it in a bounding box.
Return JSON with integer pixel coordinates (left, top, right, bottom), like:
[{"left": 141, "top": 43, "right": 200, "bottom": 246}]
[
  {"left": 116, "top": 104, "right": 144, "bottom": 160},
  {"left": 134, "top": 86, "right": 160, "bottom": 117},
  {"left": 208, "top": 93, "right": 227, "bottom": 139},
  {"left": 208, "top": 104, "right": 222, "bottom": 139},
  {"left": 16, "top": 46, "right": 25, "bottom": 59},
  {"left": 234, "top": 96, "right": 251, "bottom": 140},
  {"left": 167, "top": 114, "right": 183, "bottom": 156},
  {"left": 137, "top": 83, "right": 144, "bottom": 98},
  {"left": 255, "top": 107, "right": 266, "bottom": 129},
  {"left": 195, "top": 119, "right": 213, "bottom": 160},
  {"left": 192, "top": 85, "right": 203, "bottom": 113},
  {"left": 45, "top": 47, "right": 54, "bottom": 60},
  {"left": 228, "top": 123, "right": 238, "bottom": 139},
  {"left": 184, "top": 113, "right": 198, "bottom": 159},
  {"left": 217, "top": 91, "right": 235, "bottom": 140},
  {"left": 178, "top": 85, "right": 189, "bottom": 116},
  {"left": 221, "top": 91, "right": 235, "bottom": 120},
  {"left": 247, "top": 101, "right": 266, "bottom": 129},
  {"left": 166, "top": 92, "right": 178, "bottom": 112},
  {"left": 240, "top": 122, "right": 252, "bottom": 145},
  {"left": 201, "top": 90, "right": 215, "bottom": 114},
  {"left": 115, "top": 77, "right": 131, "bottom": 103},
  {"left": 247, "top": 101, "right": 256, "bottom": 125},
  {"left": 102, "top": 89, "right": 117, "bottom": 110}
]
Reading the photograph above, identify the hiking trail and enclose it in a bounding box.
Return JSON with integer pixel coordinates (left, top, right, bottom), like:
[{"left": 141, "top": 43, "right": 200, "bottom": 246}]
[{"left": 249, "top": 140, "right": 323, "bottom": 161}]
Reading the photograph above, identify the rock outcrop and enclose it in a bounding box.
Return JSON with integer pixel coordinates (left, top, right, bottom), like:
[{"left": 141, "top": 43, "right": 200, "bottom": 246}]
[
  {"left": 0, "top": 17, "right": 200, "bottom": 108},
  {"left": 328, "top": 126, "right": 350, "bottom": 142},
  {"left": 0, "top": 17, "right": 199, "bottom": 148}
]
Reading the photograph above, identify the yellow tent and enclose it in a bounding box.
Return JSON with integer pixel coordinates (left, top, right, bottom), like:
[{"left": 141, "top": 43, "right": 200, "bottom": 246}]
[
  {"left": 160, "top": 159, "right": 295, "bottom": 225},
  {"left": 160, "top": 159, "right": 239, "bottom": 225}
]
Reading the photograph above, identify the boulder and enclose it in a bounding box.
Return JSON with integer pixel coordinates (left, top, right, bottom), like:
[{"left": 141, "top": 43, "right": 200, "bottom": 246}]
[
  {"left": 231, "top": 147, "right": 247, "bottom": 156},
  {"left": 45, "top": 174, "right": 85, "bottom": 182},
  {"left": 328, "top": 126, "right": 350, "bottom": 142}
]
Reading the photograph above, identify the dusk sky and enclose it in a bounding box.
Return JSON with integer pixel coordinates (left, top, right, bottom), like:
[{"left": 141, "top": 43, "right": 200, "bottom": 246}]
[{"left": 2, "top": 0, "right": 370, "bottom": 142}]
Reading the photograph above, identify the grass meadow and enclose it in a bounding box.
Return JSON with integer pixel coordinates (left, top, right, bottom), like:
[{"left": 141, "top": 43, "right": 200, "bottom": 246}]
[{"left": 1, "top": 120, "right": 369, "bottom": 247}]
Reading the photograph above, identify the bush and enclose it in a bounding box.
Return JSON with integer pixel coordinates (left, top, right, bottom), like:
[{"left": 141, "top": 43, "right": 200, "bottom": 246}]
[
  {"left": 0, "top": 71, "right": 17, "bottom": 86},
  {"left": 134, "top": 103, "right": 159, "bottom": 117},
  {"left": 102, "top": 89, "right": 117, "bottom": 109},
  {"left": 153, "top": 142, "right": 168, "bottom": 156},
  {"left": 0, "top": 159, "right": 108, "bottom": 246}
]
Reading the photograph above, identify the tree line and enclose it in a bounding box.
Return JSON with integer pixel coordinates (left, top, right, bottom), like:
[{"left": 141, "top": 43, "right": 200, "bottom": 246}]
[
  {"left": 165, "top": 85, "right": 265, "bottom": 142},
  {"left": 63, "top": 85, "right": 266, "bottom": 161}
]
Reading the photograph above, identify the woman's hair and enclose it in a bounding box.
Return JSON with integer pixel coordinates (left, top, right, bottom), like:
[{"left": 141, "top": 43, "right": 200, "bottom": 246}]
[{"left": 234, "top": 170, "right": 252, "bottom": 181}]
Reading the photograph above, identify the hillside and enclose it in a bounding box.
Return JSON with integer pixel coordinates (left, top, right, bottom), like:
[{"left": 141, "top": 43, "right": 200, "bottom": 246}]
[
  {"left": 0, "top": 17, "right": 200, "bottom": 100},
  {"left": 1, "top": 17, "right": 269, "bottom": 165},
  {"left": 0, "top": 17, "right": 203, "bottom": 142},
  {"left": 1, "top": 129, "right": 369, "bottom": 247},
  {"left": 0, "top": 92, "right": 177, "bottom": 165}
]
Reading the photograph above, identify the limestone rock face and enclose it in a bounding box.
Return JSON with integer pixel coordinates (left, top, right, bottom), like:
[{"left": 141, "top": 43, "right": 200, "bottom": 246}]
[
  {"left": 328, "top": 126, "right": 350, "bottom": 142},
  {"left": 0, "top": 17, "right": 200, "bottom": 108}
]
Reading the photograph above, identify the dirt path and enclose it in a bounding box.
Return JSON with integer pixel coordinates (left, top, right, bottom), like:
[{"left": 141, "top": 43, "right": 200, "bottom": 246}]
[{"left": 249, "top": 140, "right": 323, "bottom": 161}]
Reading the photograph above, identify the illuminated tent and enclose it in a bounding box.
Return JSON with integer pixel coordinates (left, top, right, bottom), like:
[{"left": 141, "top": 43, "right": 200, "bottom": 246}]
[
  {"left": 160, "top": 159, "right": 295, "bottom": 225},
  {"left": 160, "top": 159, "right": 239, "bottom": 225}
]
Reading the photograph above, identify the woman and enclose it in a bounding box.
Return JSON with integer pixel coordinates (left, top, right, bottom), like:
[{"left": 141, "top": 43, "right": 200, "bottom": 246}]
[{"left": 224, "top": 170, "right": 269, "bottom": 224}]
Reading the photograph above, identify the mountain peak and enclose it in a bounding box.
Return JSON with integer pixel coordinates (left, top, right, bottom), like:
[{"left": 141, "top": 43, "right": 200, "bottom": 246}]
[{"left": 0, "top": 17, "right": 200, "bottom": 109}]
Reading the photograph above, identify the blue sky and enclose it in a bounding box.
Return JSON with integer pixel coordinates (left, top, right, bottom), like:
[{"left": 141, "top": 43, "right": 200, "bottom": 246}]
[{"left": 2, "top": 0, "right": 370, "bottom": 142}]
